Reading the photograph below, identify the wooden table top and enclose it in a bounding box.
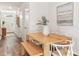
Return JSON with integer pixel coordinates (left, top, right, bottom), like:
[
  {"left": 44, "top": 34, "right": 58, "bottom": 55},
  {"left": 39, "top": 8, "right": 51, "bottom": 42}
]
[{"left": 27, "top": 32, "right": 71, "bottom": 44}]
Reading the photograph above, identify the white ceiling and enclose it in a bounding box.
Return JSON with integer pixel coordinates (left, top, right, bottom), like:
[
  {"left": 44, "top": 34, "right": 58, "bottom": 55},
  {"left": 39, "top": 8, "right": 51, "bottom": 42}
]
[{"left": 0, "top": 2, "right": 29, "bottom": 10}]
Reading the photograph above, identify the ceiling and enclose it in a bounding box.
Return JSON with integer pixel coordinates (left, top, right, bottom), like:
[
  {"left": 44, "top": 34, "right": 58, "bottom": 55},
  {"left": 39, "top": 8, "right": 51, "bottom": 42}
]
[{"left": 0, "top": 2, "right": 29, "bottom": 11}]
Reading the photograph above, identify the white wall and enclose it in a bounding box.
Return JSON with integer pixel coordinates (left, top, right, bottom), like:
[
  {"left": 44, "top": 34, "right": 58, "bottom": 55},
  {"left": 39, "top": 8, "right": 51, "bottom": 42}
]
[
  {"left": 72, "top": 3, "right": 79, "bottom": 55},
  {"left": 48, "top": 3, "right": 60, "bottom": 34},
  {"left": 29, "top": 2, "right": 50, "bottom": 32},
  {"left": 49, "top": 2, "right": 79, "bottom": 55}
]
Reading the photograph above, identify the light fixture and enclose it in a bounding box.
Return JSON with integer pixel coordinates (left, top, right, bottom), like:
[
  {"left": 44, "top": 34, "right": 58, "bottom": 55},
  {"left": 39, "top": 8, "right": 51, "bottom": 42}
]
[
  {"left": 25, "top": 8, "right": 29, "bottom": 12},
  {"left": 8, "top": 6, "right": 12, "bottom": 9}
]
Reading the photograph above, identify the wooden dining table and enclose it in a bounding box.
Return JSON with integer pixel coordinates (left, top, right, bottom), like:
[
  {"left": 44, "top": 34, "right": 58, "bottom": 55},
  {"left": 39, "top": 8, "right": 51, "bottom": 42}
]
[
  {"left": 27, "top": 32, "right": 72, "bottom": 56},
  {"left": 21, "top": 32, "right": 71, "bottom": 56}
]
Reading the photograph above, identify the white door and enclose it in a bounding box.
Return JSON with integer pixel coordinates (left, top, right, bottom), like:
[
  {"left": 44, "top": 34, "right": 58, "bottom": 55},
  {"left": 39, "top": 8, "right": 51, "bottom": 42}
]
[{"left": 1, "top": 11, "right": 16, "bottom": 33}]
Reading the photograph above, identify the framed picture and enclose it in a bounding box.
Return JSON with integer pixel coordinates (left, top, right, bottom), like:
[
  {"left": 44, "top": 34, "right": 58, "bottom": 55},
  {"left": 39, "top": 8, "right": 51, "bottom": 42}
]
[{"left": 57, "top": 2, "right": 73, "bottom": 26}]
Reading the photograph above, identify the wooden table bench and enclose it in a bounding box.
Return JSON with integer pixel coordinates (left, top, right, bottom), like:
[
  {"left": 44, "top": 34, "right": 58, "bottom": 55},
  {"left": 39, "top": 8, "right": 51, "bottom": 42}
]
[{"left": 21, "top": 41, "right": 43, "bottom": 56}]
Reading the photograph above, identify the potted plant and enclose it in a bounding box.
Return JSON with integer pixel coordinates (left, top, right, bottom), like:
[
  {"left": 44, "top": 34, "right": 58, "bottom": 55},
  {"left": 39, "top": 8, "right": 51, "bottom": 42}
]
[
  {"left": 2, "top": 21, "right": 5, "bottom": 28},
  {"left": 37, "top": 16, "right": 49, "bottom": 36}
]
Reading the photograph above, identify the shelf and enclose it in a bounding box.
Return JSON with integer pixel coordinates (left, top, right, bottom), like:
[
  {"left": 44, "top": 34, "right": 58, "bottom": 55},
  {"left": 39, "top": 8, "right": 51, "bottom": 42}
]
[{"left": 21, "top": 41, "right": 43, "bottom": 56}]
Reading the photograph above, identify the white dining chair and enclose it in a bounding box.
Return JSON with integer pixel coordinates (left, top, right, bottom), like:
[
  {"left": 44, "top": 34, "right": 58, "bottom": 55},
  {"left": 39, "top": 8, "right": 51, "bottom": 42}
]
[{"left": 50, "top": 41, "right": 73, "bottom": 56}]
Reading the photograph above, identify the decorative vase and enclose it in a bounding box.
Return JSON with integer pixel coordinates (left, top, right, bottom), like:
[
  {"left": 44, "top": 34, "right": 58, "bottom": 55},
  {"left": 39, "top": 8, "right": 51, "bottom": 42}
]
[{"left": 43, "top": 25, "right": 49, "bottom": 36}]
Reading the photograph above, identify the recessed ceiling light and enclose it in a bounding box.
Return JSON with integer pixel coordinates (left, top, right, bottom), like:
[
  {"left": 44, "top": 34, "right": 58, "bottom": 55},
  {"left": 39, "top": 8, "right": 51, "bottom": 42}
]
[
  {"left": 8, "top": 6, "right": 12, "bottom": 9},
  {"left": 25, "top": 9, "right": 29, "bottom": 11}
]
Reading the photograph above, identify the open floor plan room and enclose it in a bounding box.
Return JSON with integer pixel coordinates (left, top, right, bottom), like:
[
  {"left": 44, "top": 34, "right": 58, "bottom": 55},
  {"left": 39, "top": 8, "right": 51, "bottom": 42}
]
[{"left": 0, "top": 2, "right": 79, "bottom": 56}]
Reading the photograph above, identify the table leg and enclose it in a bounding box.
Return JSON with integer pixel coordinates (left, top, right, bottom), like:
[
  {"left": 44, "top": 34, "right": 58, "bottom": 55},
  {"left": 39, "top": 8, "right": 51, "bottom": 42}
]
[{"left": 44, "top": 43, "right": 51, "bottom": 56}]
